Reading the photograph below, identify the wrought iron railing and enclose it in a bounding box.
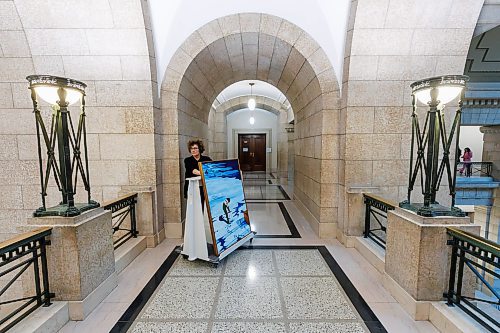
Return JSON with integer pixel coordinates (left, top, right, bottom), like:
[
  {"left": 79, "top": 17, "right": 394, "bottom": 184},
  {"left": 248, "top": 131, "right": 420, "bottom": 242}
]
[
  {"left": 103, "top": 193, "right": 138, "bottom": 249},
  {"left": 363, "top": 194, "right": 396, "bottom": 249},
  {"left": 0, "top": 227, "right": 54, "bottom": 333},
  {"left": 445, "top": 227, "right": 500, "bottom": 332},
  {"left": 457, "top": 162, "right": 493, "bottom": 177}
]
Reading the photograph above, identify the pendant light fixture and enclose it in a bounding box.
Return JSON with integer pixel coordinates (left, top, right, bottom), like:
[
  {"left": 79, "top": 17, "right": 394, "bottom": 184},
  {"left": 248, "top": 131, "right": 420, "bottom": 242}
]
[{"left": 248, "top": 82, "right": 255, "bottom": 124}]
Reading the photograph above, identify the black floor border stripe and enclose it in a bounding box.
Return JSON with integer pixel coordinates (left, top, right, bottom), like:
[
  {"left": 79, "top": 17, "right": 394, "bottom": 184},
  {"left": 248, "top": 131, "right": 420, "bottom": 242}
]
[
  {"left": 277, "top": 185, "right": 291, "bottom": 200},
  {"left": 317, "top": 246, "right": 388, "bottom": 333},
  {"left": 247, "top": 202, "right": 301, "bottom": 239},
  {"left": 109, "top": 247, "right": 180, "bottom": 333},
  {"left": 244, "top": 245, "right": 387, "bottom": 333}
]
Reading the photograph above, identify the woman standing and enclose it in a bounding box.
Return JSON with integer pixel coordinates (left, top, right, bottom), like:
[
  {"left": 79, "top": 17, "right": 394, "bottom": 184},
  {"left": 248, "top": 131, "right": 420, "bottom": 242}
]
[
  {"left": 460, "top": 147, "right": 473, "bottom": 177},
  {"left": 184, "top": 140, "right": 212, "bottom": 205}
]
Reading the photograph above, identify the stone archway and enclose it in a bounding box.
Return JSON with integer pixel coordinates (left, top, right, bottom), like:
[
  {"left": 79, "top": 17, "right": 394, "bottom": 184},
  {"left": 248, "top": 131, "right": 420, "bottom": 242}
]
[
  {"left": 209, "top": 95, "right": 289, "bottom": 180},
  {"left": 158, "top": 13, "right": 341, "bottom": 238}
]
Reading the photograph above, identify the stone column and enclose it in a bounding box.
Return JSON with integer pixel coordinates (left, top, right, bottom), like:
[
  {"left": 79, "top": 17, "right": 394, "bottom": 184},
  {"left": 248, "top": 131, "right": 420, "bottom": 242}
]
[
  {"left": 136, "top": 190, "right": 165, "bottom": 247},
  {"left": 481, "top": 125, "right": 500, "bottom": 180},
  {"left": 384, "top": 207, "right": 479, "bottom": 319},
  {"left": 28, "top": 208, "right": 116, "bottom": 320}
]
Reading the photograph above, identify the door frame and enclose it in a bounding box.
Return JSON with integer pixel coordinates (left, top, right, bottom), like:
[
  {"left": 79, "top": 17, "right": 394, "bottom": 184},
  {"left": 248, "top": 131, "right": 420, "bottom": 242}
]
[{"left": 232, "top": 128, "right": 271, "bottom": 173}]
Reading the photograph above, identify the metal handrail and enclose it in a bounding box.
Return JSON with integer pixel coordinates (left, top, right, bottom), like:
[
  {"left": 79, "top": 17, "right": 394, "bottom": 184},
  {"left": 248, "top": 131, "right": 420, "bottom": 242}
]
[
  {"left": 363, "top": 194, "right": 396, "bottom": 249},
  {"left": 0, "top": 227, "right": 54, "bottom": 333},
  {"left": 445, "top": 227, "right": 500, "bottom": 332},
  {"left": 457, "top": 161, "right": 493, "bottom": 177},
  {"left": 103, "top": 193, "right": 139, "bottom": 249}
]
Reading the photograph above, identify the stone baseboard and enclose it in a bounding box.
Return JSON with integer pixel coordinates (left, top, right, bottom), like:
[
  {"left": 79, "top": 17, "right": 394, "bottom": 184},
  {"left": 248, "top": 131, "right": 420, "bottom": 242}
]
[
  {"left": 429, "top": 302, "right": 487, "bottom": 333},
  {"left": 354, "top": 236, "right": 385, "bottom": 274},
  {"left": 114, "top": 236, "right": 147, "bottom": 275},
  {"left": 11, "top": 301, "right": 69, "bottom": 333},
  {"left": 382, "top": 273, "right": 430, "bottom": 320},
  {"left": 68, "top": 272, "right": 117, "bottom": 320}
]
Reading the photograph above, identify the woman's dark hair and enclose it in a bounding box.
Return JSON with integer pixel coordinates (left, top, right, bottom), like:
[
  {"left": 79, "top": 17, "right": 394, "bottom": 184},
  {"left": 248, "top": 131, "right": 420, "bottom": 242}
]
[
  {"left": 464, "top": 147, "right": 471, "bottom": 153},
  {"left": 187, "top": 139, "right": 205, "bottom": 153}
]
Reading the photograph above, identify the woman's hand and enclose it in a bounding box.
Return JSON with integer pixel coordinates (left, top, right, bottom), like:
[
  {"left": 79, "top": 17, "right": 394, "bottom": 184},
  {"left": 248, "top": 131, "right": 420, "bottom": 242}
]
[{"left": 193, "top": 169, "right": 201, "bottom": 176}]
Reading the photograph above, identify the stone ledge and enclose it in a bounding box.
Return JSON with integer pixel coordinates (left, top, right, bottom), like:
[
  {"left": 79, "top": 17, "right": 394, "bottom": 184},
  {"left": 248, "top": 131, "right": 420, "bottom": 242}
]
[
  {"left": 354, "top": 236, "right": 385, "bottom": 274},
  {"left": 429, "top": 302, "right": 487, "bottom": 333},
  {"left": 114, "top": 236, "right": 147, "bottom": 275},
  {"left": 68, "top": 272, "right": 117, "bottom": 321},
  {"left": 10, "top": 301, "right": 69, "bottom": 333},
  {"left": 382, "top": 273, "right": 431, "bottom": 321}
]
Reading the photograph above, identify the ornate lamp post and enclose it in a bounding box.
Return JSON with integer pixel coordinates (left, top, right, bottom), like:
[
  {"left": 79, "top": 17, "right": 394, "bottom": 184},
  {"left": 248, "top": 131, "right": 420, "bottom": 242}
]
[
  {"left": 400, "top": 75, "right": 469, "bottom": 217},
  {"left": 27, "top": 75, "right": 99, "bottom": 217}
]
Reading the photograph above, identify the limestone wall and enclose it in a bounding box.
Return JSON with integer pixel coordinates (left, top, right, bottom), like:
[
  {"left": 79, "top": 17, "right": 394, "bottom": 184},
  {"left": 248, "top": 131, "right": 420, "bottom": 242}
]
[
  {"left": 339, "top": 0, "right": 484, "bottom": 241},
  {"left": 0, "top": 0, "right": 159, "bottom": 242}
]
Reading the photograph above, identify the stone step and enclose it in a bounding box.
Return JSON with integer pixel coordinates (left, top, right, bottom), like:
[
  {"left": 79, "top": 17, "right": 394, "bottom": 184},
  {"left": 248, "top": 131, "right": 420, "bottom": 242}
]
[
  {"left": 10, "top": 302, "right": 69, "bottom": 333},
  {"left": 114, "top": 236, "right": 147, "bottom": 275}
]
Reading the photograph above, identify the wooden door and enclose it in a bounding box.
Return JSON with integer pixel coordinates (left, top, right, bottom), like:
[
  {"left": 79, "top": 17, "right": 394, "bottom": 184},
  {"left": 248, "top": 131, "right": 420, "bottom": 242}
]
[{"left": 238, "top": 134, "right": 266, "bottom": 171}]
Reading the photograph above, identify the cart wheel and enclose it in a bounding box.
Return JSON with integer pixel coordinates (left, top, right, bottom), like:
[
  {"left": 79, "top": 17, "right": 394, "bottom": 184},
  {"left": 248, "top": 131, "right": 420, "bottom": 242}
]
[
  {"left": 250, "top": 238, "right": 253, "bottom": 244},
  {"left": 182, "top": 254, "right": 188, "bottom": 260}
]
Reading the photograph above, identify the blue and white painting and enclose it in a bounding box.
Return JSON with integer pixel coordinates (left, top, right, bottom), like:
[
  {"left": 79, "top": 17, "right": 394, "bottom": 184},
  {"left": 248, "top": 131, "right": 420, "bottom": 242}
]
[{"left": 200, "top": 159, "right": 252, "bottom": 256}]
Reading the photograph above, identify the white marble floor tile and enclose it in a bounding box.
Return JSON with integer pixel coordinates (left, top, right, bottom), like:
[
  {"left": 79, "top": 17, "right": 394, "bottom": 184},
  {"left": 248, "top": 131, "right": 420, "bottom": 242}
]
[
  {"left": 274, "top": 249, "right": 332, "bottom": 276},
  {"left": 215, "top": 276, "right": 283, "bottom": 319},
  {"left": 368, "top": 302, "right": 440, "bottom": 333},
  {"left": 58, "top": 301, "right": 130, "bottom": 333},
  {"left": 281, "top": 277, "right": 357, "bottom": 320},
  {"left": 141, "top": 277, "right": 219, "bottom": 319},
  {"left": 130, "top": 321, "right": 208, "bottom": 333},
  {"left": 247, "top": 203, "right": 291, "bottom": 235},
  {"left": 224, "top": 249, "right": 275, "bottom": 276},
  {"left": 211, "top": 321, "right": 286, "bottom": 333}
]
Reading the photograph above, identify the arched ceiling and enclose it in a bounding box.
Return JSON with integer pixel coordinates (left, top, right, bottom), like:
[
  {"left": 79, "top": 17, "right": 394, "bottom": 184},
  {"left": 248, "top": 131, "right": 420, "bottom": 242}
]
[
  {"left": 168, "top": 15, "right": 339, "bottom": 125},
  {"left": 212, "top": 80, "right": 289, "bottom": 109},
  {"left": 148, "top": 0, "right": 350, "bottom": 88}
]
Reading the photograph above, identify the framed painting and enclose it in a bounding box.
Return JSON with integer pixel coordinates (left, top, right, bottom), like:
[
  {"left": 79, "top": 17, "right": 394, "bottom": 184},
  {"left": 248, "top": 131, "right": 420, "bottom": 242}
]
[{"left": 199, "top": 159, "right": 252, "bottom": 257}]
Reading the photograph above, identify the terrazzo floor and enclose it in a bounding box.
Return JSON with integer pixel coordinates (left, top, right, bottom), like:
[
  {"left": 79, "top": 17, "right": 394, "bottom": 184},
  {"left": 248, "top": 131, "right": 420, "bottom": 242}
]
[
  {"left": 60, "top": 172, "right": 440, "bottom": 333},
  {"left": 126, "top": 248, "right": 370, "bottom": 333}
]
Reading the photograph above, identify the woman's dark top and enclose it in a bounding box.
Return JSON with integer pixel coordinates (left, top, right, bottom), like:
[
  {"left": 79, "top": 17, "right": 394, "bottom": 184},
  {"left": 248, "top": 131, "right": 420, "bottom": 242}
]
[{"left": 183, "top": 155, "right": 212, "bottom": 198}]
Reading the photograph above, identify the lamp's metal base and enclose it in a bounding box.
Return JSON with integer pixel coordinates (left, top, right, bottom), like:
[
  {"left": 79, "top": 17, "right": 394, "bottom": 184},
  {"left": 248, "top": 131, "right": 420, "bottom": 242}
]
[
  {"left": 34, "top": 201, "right": 100, "bottom": 217},
  {"left": 399, "top": 200, "right": 465, "bottom": 217}
]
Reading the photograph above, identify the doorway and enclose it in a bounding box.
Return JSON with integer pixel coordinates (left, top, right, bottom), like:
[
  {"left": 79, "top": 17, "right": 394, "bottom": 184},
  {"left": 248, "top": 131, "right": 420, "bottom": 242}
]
[{"left": 238, "top": 134, "right": 266, "bottom": 171}]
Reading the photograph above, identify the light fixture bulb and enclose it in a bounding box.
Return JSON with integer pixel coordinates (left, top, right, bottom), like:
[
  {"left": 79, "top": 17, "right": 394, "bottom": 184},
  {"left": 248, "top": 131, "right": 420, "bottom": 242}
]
[
  {"left": 35, "top": 86, "right": 82, "bottom": 105},
  {"left": 249, "top": 116, "right": 255, "bottom": 125},
  {"left": 27, "top": 75, "right": 86, "bottom": 106},
  {"left": 414, "top": 86, "right": 463, "bottom": 105},
  {"left": 411, "top": 75, "right": 468, "bottom": 106},
  {"left": 248, "top": 98, "right": 256, "bottom": 110}
]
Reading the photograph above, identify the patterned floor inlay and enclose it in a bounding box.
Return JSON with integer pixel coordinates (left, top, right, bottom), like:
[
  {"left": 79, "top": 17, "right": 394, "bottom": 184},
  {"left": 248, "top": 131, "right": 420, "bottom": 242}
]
[{"left": 111, "top": 247, "right": 386, "bottom": 333}]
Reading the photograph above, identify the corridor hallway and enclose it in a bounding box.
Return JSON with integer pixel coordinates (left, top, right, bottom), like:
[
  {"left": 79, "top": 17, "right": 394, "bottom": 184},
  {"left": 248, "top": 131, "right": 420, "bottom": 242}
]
[{"left": 59, "top": 173, "right": 439, "bottom": 333}]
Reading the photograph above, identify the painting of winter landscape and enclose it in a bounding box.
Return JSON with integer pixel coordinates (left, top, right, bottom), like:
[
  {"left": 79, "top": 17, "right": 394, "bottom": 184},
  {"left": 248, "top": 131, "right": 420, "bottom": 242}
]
[{"left": 199, "top": 159, "right": 252, "bottom": 256}]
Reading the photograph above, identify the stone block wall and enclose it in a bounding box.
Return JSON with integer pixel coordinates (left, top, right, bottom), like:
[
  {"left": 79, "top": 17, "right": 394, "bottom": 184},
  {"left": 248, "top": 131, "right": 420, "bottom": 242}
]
[
  {"left": 0, "top": 0, "right": 159, "bottom": 242},
  {"left": 339, "top": 0, "right": 484, "bottom": 241}
]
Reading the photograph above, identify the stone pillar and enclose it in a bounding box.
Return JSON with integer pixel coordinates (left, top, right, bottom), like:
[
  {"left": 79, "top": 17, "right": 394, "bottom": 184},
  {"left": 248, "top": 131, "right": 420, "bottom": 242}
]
[
  {"left": 28, "top": 208, "right": 117, "bottom": 320},
  {"left": 136, "top": 190, "right": 164, "bottom": 247},
  {"left": 481, "top": 125, "right": 500, "bottom": 180},
  {"left": 384, "top": 207, "right": 479, "bottom": 319}
]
